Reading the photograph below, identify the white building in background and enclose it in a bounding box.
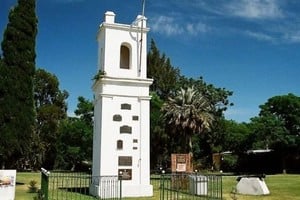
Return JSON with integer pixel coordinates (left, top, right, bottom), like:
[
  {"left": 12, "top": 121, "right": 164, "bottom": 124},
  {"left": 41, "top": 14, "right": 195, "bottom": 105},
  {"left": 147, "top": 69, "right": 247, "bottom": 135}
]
[{"left": 90, "top": 11, "right": 153, "bottom": 197}]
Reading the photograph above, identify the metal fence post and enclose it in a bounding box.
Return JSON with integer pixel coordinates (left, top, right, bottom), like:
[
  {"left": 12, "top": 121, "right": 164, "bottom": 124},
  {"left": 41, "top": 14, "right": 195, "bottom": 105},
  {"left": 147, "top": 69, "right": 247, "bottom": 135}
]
[
  {"left": 119, "top": 171, "right": 123, "bottom": 200},
  {"left": 41, "top": 168, "right": 50, "bottom": 200},
  {"left": 220, "top": 175, "right": 223, "bottom": 199},
  {"left": 160, "top": 170, "right": 165, "bottom": 200}
]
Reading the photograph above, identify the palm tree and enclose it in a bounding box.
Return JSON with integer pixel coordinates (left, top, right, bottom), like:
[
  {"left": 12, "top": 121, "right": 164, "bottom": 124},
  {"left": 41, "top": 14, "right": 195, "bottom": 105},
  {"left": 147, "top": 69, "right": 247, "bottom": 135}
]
[{"left": 162, "top": 86, "right": 214, "bottom": 155}]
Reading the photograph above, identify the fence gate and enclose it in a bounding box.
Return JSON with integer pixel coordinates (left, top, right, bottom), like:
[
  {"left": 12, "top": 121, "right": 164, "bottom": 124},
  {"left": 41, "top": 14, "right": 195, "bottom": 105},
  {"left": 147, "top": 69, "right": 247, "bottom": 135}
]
[
  {"left": 40, "top": 168, "right": 122, "bottom": 200},
  {"left": 160, "top": 173, "right": 222, "bottom": 200}
]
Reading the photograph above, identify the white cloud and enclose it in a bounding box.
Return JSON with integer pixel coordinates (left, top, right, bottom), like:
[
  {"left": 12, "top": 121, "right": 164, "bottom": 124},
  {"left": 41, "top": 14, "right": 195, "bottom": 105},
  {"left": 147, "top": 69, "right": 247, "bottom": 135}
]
[
  {"left": 150, "top": 0, "right": 300, "bottom": 44},
  {"left": 225, "top": 0, "right": 283, "bottom": 19},
  {"left": 183, "top": 0, "right": 284, "bottom": 20},
  {"left": 244, "top": 30, "right": 275, "bottom": 42},
  {"left": 150, "top": 15, "right": 209, "bottom": 37},
  {"left": 186, "top": 22, "right": 209, "bottom": 35},
  {"left": 283, "top": 31, "right": 300, "bottom": 43},
  {"left": 151, "top": 15, "right": 183, "bottom": 36}
]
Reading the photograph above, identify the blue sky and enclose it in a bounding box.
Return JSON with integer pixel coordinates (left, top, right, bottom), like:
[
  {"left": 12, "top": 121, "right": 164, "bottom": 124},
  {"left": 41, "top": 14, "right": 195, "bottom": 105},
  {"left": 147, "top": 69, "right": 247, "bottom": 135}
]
[{"left": 1, "top": 0, "right": 300, "bottom": 122}]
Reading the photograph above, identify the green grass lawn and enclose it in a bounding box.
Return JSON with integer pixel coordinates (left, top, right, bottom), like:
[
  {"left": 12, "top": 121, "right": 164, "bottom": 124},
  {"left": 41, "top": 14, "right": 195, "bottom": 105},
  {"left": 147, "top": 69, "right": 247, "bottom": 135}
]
[
  {"left": 15, "top": 172, "right": 300, "bottom": 200},
  {"left": 222, "top": 174, "right": 300, "bottom": 200},
  {"left": 15, "top": 172, "right": 41, "bottom": 200}
]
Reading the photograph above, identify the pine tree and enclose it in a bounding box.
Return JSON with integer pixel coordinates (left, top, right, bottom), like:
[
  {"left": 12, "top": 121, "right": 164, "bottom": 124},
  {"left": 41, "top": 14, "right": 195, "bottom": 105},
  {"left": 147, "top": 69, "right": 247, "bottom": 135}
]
[
  {"left": 0, "top": 0, "right": 38, "bottom": 168},
  {"left": 147, "top": 39, "right": 180, "bottom": 99}
]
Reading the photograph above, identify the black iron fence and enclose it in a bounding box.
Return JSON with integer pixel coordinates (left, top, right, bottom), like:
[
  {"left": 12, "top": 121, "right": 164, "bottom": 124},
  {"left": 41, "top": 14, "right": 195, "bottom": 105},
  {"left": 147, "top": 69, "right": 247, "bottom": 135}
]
[
  {"left": 159, "top": 173, "right": 222, "bottom": 200},
  {"left": 40, "top": 168, "right": 121, "bottom": 200},
  {"left": 40, "top": 169, "right": 222, "bottom": 200}
]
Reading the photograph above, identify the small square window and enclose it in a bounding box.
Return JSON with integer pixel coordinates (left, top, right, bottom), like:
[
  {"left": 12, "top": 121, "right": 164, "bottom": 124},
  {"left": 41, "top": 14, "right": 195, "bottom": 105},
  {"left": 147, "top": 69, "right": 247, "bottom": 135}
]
[
  {"left": 121, "top": 103, "right": 131, "bottom": 110},
  {"left": 113, "top": 114, "right": 122, "bottom": 121},
  {"left": 132, "top": 116, "right": 139, "bottom": 121},
  {"left": 120, "top": 125, "right": 132, "bottom": 134},
  {"left": 117, "top": 140, "right": 123, "bottom": 150}
]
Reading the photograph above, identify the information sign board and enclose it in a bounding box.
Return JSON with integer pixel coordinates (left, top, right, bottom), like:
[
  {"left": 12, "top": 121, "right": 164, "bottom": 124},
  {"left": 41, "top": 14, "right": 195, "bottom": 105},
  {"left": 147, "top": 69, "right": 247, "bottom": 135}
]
[{"left": 0, "top": 170, "right": 16, "bottom": 200}]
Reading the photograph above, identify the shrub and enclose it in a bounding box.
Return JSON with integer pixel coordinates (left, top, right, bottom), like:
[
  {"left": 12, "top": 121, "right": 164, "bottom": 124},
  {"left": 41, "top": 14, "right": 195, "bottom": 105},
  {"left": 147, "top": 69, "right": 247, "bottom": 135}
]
[
  {"left": 221, "top": 154, "right": 238, "bottom": 172},
  {"left": 28, "top": 180, "right": 38, "bottom": 193}
]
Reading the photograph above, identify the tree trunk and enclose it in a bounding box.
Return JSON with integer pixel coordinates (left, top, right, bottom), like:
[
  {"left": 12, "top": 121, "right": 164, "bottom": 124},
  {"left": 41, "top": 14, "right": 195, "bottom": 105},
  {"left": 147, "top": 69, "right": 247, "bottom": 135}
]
[
  {"left": 282, "top": 155, "right": 287, "bottom": 174},
  {"left": 188, "top": 135, "right": 193, "bottom": 157}
]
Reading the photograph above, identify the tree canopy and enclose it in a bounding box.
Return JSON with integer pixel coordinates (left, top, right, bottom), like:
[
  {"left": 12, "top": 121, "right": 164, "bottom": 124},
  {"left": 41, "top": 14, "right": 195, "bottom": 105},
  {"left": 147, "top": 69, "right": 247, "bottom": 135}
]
[
  {"left": 0, "top": 0, "right": 37, "bottom": 168},
  {"left": 162, "top": 86, "right": 214, "bottom": 154},
  {"left": 147, "top": 39, "right": 233, "bottom": 168},
  {"left": 34, "top": 68, "right": 68, "bottom": 169},
  {"left": 55, "top": 97, "right": 93, "bottom": 170},
  {"left": 259, "top": 93, "right": 300, "bottom": 138},
  {"left": 147, "top": 39, "right": 180, "bottom": 99},
  {"left": 251, "top": 93, "right": 300, "bottom": 173}
]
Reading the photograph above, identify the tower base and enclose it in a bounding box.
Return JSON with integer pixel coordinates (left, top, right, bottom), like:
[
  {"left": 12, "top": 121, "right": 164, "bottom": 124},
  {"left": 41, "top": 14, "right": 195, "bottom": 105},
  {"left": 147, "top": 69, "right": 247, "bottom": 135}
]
[
  {"left": 89, "top": 183, "right": 153, "bottom": 198},
  {"left": 122, "top": 184, "right": 153, "bottom": 197}
]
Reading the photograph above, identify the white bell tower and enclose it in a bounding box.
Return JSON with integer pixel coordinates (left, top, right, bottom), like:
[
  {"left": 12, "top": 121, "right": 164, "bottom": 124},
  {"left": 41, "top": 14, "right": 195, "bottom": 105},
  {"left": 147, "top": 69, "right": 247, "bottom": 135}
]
[{"left": 91, "top": 11, "right": 153, "bottom": 197}]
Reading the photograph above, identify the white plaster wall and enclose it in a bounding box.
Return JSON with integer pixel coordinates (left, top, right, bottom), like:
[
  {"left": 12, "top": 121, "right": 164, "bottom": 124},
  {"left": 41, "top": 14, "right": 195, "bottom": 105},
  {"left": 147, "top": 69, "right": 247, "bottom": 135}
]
[
  {"left": 92, "top": 11, "right": 153, "bottom": 197},
  {"left": 115, "top": 97, "right": 139, "bottom": 185},
  {"left": 93, "top": 78, "right": 151, "bottom": 98},
  {"left": 98, "top": 96, "right": 118, "bottom": 176},
  {"left": 139, "top": 99, "right": 151, "bottom": 185},
  {"left": 93, "top": 78, "right": 152, "bottom": 174},
  {"left": 97, "top": 18, "right": 148, "bottom": 79},
  {"left": 93, "top": 82, "right": 152, "bottom": 196},
  {"left": 92, "top": 98, "right": 101, "bottom": 176},
  {"left": 97, "top": 30, "right": 105, "bottom": 72}
]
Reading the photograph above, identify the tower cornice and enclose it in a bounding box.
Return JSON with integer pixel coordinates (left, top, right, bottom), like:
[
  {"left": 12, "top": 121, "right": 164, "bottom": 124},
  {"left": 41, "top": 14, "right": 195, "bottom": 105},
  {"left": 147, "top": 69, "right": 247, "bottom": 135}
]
[
  {"left": 92, "top": 75, "right": 153, "bottom": 91},
  {"left": 99, "top": 22, "right": 150, "bottom": 33}
]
